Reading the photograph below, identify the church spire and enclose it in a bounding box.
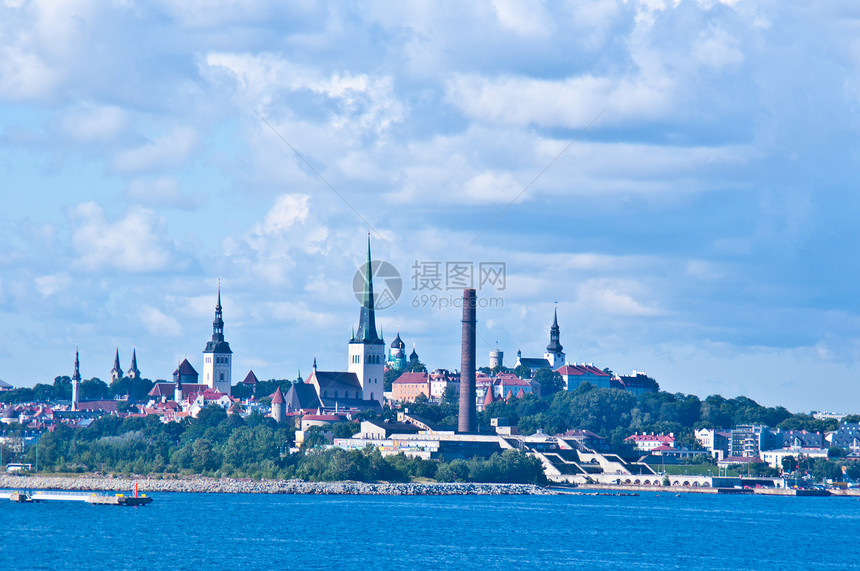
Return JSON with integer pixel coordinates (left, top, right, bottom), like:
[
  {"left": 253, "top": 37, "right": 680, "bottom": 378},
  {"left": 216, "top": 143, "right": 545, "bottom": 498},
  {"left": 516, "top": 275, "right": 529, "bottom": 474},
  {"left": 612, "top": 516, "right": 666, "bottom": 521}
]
[
  {"left": 354, "top": 234, "right": 381, "bottom": 344},
  {"left": 546, "top": 306, "right": 563, "bottom": 353},
  {"left": 72, "top": 349, "right": 81, "bottom": 382},
  {"left": 211, "top": 283, "right": 224, "bottom": 343}
]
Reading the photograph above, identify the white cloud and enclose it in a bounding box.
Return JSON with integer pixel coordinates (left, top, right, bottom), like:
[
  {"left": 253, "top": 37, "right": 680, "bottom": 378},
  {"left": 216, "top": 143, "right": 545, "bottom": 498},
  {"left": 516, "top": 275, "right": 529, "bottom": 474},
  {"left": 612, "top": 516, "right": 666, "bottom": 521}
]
[
  {"left": 692, "top": 25, "right": 744, "bottom": 70},
  {"left": 68, "top": 202, "right": 179, "bottom": 273},
  {"left": 204, "top": 52, "right": 405, "bottom": 134},
  {"left": 112, "top": 127, "right": 199, "bottom": 173},
  {"left": 492, "top": 0, "right": 552, "bottom": 37},
  {"left": 61, "top": 103, "right": 127, "bottom": 142},
  {"left": 126, "top": 176, "right": 201, "bottom": 210},
  {"left": 139, "top": 305, "right": 182, "bottom": 337},
  {"left": 577, "top": 279, "right": 664, "bottom": 317},
  {"left": 34, "top": 273, "right": 70, "bottom": 297}
]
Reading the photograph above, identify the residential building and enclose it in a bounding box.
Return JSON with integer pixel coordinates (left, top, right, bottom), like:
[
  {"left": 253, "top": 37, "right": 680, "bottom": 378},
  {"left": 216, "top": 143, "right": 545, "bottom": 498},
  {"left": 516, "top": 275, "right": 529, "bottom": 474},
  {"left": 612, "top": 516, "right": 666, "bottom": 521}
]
[
  {"left": 625, "top": 433, "right": 675, "bottom": 451},
  {"left": 391, "top": 372, "right": 430, "bottom": 403},
  {"left": 557, "top": 363, "right": 612, "bottom": 390}
]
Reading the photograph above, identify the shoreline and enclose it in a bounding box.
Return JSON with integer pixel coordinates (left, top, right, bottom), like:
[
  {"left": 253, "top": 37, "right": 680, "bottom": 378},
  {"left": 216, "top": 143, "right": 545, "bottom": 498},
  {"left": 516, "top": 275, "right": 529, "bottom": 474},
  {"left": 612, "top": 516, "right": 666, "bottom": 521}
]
[
  {"left": 3, "top": 475, "right": 856, "bottom": 497},
  {"left": 0, "top": 474, "right": 553, "bottom": 496}
]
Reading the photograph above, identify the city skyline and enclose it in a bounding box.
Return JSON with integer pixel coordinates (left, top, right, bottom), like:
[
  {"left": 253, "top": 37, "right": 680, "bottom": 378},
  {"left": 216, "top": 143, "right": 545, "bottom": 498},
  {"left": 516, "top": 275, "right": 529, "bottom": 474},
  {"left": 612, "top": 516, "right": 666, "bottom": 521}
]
[{"left": 2, "top": 2, "right": 860, "bottom": 412}]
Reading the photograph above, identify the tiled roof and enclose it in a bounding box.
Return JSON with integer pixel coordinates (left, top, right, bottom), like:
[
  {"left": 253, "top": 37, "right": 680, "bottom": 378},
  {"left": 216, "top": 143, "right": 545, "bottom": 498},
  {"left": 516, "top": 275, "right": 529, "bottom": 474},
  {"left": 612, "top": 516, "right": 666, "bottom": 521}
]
[
  {"left": 242, "top": 370, "right": 259, "bottom": 385},
  {"left": 393, "top": 372, "right": 429, "bottom": 385},
  {"left": 271, "top": 387, "right": 285, "bottom": 404},
  {"left": 556, "top": 364, "right": 610, "bottom": 377}
]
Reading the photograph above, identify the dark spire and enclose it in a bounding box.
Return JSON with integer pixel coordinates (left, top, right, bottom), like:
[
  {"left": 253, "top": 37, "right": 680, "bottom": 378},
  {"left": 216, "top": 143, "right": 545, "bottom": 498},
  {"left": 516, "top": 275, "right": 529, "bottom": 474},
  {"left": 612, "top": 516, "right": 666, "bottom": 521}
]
[
  {"left": 354, "top": 234, "right": 381, "bottom": 344},
  {"left": 546, "top": 307, "right": 563, "bottom": 353},
  {"left": 112, "top": 348, "right": 121, "bottom": 373},
  {"left": 127, "top": 348, "right": 140, "bottom": 378},
  {"left": 72, "top": 349, "right": 81, "bottom": 382},
  {"left": 212, "top": 283, "right": 224, "bottom": 343}
]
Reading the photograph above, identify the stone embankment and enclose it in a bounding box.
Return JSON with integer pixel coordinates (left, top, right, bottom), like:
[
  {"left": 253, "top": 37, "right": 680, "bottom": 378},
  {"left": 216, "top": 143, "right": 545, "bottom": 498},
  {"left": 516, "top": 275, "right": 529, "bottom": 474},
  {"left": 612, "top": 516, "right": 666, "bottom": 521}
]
[{"left": 0, "top": 474, "right": 553, "bottom": 496}]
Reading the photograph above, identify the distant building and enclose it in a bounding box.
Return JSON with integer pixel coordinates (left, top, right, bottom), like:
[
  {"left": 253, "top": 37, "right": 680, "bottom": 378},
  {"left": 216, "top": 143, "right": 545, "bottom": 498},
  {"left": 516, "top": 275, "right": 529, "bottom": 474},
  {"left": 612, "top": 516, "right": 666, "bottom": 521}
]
[
  {"left": 829, "top": 423, "right": 860, "bottom": 454},
  {"left": 126, "top": 349, "right": 141, "bottom": 379},
  {"left": 270, "top": 387, "right": 285, "bottom": 423},
  {"left": 347, "top": 237, "right": 385, "bottom": 406},
  {"left": 110, "top": 349, "right": 123, "bottom": 381},
  {"left": 556, "top": 363, "right": 612, "bottom": 390},
  {"left": 544, "top": 308, "right": 565, "bottom": 369},
  {"left": 71, "top": 349, "right": 81, "bottom": 412},
  {"left": 625, "top": 433, "right": 675, "bottom": 451},
  {"left": 0, "top": 378, "right": 11, "bottom": 392},
  {"left": 614, "top": 371, "right": 659, "bottom": 395},
  {"left": 202, "top": 286, "right": 232, "bottom": 396},
  {"left": 488, "top": 348, "right": 504, "bottom": 369},
  {"left": 391, "top": 372, "right": 430, "bottom": 403},
  {"left": 241, "top": 370, "right": 259, "bottom": 387},
  {"left": 387, "top": 330, "right": 407, "bottom": 371}
]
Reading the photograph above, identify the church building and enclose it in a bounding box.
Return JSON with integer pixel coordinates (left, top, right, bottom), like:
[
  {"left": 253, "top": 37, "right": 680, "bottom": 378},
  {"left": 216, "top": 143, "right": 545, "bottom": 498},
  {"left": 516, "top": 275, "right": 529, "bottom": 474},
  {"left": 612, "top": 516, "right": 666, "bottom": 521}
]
[
  {"left": 347, "top": 236, "right": 385, "bottom": 406},
  {"left": 202, "top": 286, "right": 232, "bottom": 396}
]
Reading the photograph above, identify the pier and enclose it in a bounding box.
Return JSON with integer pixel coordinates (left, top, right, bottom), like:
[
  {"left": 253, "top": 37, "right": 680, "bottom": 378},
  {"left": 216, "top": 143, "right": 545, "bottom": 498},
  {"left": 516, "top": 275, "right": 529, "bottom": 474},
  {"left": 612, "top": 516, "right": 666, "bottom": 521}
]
[{"left": 0, "top": 489, "right": 153, "bottom": 506}]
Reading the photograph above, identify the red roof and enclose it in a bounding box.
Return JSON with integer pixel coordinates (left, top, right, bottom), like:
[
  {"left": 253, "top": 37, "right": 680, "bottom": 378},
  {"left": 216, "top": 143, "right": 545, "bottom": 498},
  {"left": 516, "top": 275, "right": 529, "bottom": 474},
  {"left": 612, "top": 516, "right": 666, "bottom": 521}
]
[
  {"left": 483, "top": 387, "right": 495, "bottom": 405},
  {"left": 271, "top": 387, "right": 285, "bottom": 404},
  {"left": 302, "top": 414, "right": 346, "bottom": 422},
  {"left": 556, "top": 364, "right": 610, "bottom": 377},
  {"left": 392, "top": 372, "right": 429, "bottom": 385},
  {"left": 242, "top": 370, "right": 259, "bottom": 385},
  {"left": 625, "top": 434, "right": 675, "bottom": 442}
]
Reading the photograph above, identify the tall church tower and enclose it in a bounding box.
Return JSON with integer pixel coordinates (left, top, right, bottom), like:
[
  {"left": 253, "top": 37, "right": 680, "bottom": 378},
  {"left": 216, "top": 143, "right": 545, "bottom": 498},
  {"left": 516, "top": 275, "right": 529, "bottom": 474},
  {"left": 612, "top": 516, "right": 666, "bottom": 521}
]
[
  {"left": 110, "top": 349, "right": 122, "bottom": 381},
  {"left": 71, "top": 349, "right": 81, "bottom": 412},
  {"left": 348, "top": 236, "right": 385, "bottom": 405},
  {"left": 202, "top": 285, "right": 232, "bottom": 395},
  {"left": 126, "top": 348, "right": 141, "bottom": 379},
  {"left": 544, "top": 307, "right": 566, "bottom": 369}
]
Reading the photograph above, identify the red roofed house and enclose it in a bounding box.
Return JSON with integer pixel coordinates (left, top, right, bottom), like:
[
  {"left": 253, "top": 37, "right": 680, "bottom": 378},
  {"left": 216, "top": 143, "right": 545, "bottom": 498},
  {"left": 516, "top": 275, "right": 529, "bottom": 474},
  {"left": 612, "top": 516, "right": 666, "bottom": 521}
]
[
  {"left": 391, "top": 372, "right": 430, "bottom": 403},
  {"left": 556, "top": 363, "right": 612, "bottom": 390},
  {"left": 625, "top": 433, "right": 676, "bottom": 452}
]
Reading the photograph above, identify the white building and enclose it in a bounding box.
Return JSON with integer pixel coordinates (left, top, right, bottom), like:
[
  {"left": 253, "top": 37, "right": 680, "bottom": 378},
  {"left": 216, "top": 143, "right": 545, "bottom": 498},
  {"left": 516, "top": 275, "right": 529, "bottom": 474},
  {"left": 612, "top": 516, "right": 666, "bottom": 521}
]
[{"left": 202, "top": 286, "right": 232, "bottom": 396}]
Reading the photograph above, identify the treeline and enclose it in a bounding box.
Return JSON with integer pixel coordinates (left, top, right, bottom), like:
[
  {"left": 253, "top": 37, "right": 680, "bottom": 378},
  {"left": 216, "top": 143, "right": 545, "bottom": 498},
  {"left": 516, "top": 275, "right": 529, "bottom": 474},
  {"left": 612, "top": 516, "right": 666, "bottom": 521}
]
[
  {"left": 397, "top": 383, "right": 849, "bottom": 451},
  {"left": 0, "top": 376, "right": 156, "bottom": 405},
  {"left": 2, "top": 405, "right": 544, "bottom": 484}
]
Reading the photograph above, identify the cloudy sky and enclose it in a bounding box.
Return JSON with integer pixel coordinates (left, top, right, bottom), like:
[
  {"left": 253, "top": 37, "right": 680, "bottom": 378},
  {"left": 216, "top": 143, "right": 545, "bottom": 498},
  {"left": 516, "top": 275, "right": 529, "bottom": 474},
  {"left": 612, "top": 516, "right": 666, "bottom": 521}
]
[{"left": 2, "top": 0, "right": 859, "bottom": 412}]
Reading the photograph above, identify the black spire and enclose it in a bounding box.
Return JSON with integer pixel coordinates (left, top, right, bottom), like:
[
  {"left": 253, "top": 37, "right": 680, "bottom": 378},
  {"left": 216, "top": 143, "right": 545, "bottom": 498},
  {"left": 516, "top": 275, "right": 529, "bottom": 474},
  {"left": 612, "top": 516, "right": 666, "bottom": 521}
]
[
  {"left": 112, "top": 348, "right": 121, "bottom": 374},
  {"left": 72, "top": 349, "right": 81, "bottom": 382},
  {"left": 354, "top": 235, "right": 381, "bottom": 344},
  {"left": 546, "top": 307, "right": 563, "bottom": 353},
  {"left": 204, "top": 284, "right": 232, "bottom": 354}
]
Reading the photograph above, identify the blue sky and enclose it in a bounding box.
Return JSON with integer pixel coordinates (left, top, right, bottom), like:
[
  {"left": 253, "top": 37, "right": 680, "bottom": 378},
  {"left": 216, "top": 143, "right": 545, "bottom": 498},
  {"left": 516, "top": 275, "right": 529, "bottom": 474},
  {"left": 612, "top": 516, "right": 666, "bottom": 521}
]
[{"left": 1, "top": 0, "right": 859, "bottom": 412}]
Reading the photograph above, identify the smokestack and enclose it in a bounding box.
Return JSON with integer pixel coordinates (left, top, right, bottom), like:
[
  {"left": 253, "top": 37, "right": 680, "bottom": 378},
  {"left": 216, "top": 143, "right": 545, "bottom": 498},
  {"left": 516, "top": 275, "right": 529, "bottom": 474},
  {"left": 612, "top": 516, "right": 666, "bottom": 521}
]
[{"left": 458, "top": 288, "right": 477, "bottom": 433}]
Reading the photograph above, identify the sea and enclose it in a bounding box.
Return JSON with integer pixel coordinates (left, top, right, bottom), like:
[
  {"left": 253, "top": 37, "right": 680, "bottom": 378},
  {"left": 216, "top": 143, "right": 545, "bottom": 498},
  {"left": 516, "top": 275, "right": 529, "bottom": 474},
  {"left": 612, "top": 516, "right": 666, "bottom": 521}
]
[{"left": 1, "top": 491, "right": 858, "bottom": 570}]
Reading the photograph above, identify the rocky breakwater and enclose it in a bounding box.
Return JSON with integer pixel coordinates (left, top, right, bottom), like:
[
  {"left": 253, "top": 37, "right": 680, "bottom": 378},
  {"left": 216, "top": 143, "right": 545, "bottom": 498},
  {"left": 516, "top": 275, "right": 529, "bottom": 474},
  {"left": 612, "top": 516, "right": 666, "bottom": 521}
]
[{"left": 0, "top": 475, "right": 554, "bottom": 496}]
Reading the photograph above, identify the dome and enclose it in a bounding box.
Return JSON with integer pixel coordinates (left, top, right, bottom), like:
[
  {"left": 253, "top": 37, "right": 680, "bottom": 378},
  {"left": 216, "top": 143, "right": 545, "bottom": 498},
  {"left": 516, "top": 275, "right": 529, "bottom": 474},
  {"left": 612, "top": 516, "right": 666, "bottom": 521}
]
[{"left": 391, "top": 331, "right": 405, "bottom": 349}]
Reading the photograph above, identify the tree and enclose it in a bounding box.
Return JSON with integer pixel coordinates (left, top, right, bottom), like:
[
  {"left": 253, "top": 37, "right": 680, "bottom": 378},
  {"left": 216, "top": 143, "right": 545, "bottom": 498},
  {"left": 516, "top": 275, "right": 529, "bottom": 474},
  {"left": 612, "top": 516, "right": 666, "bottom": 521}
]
[
  {"left": 513, "top": 365, "right": 532, "bottom": 379},
  {"left": 79, "top": 378, "right": 110, "bottom": 400},
  {"left": 781, "top": 455, "right": 797, "bottom": 474},
  {"left": 533, "top": 369, "right": 564, "bottom": 396},
  {"left": 442, "top": 385, "right": 458, "bottom": 405},
  {"left": 827, "top": 446, "right": 846, "bottom": 459}
]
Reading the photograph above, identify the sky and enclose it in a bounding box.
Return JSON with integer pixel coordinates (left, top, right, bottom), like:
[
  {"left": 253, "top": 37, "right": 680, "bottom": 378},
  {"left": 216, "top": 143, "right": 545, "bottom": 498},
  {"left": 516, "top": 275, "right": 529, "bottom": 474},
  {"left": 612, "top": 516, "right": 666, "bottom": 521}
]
[{"left": 1, "top": 0, "right": 860, "bottom": 413}]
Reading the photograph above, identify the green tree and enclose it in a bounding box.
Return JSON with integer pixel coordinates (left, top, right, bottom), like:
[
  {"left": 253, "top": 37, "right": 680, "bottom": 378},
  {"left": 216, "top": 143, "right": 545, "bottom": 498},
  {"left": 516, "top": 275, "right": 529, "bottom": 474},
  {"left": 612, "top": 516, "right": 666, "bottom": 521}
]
[{"left": 533, "top": 368, "right": 564, "bottom": 396}]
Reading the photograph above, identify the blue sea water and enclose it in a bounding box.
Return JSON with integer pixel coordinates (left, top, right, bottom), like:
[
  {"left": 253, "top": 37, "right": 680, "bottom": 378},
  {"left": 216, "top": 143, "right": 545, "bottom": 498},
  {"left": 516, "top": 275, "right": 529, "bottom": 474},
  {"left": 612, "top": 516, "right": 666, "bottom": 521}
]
[{"left": 1, "top": 491, "right": 858, "bottom": 570}]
